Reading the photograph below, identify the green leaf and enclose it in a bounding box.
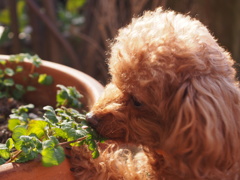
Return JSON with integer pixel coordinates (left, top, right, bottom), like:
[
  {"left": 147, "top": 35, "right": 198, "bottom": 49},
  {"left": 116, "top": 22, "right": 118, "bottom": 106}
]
[
  {"left": 56, "top": 85, "right": 82, "bottom": 108},
  {"left": 27, "top": 120, "right": 48, "bottom": 139},
  {"left": 9, "top": 113, "right": 28, "bottom": 123},
  {"left": 15, "top": 151, "right": 38, "bottom": 163},
  {"left": 15, "top": 84, "right": 24, "bottom": 91},
  {"left": 3, "top": 78, "right": 14, "bottom": 86},
  {"left": 29, "top": 72, "right": 39, "bottom": 78},
  {"left": 0, "top": 60, "right": 6, "bottom": 65},
  {"left": 0, "top": 27, "right": 10, "bottom": 46},
  {"left": 20, "top": 136, "right": 42, "bottom": 150},
  {"left": 12, "top": 125, "right": 27, "bottom": 141},
  {"left": 41, "top": 137, "right": 65, "bottom": 167},
  {"left": 12, "top": 104, "right": 34, "bottom": 114},
  {"left": 53, "top": 127, "right": 68, "bottom": 139},
  {"left": 9, "top": 53, "right": 29, "bottom": 62},
  {"left": 0, "top": 69, "right": 4, "bottom": 78},
  {"left": 38, "top": 74, "right": 53, "bottom": 85},
  {"left": 43, "top": 106, "right": 58, "bottom": 124},
  {"left": 0, "top": 8, "right": 10, "bottom": 25},
  {"left": 17, "top": 0, "right": 27, "bottom": 31},
  {"left": 13, "top": 84, "right": 25, "bottom": 99},
  {"left": 8, "top": 119, "right": 21, "bottom": 131},
  {"left": 0, "top": 144, "right": 10, "bottom": 159},
  {"left": 0, "top": 92, "right": 7, "bottom": 98},
  {"left": 0, "top": 158, "right": 6, "bottom": 165},
  {"left": 12, "top": 88, "right": 25, "bottom": 100},
  {"left": 64, "top": 127, "right": 80, "bottom": 141},
  {"left": 4, "top": 68, "right": 15, "bottom": 76},
  {"left": 91, "top": 149, "right": 99, "bottom": 159},
  {"left": 86, "top": 139, "right": 97, "bottom": 151},
  {"left": 15, "top": 65, "right": 23, "bottom": 73},
  {"left": 26, "top": 85, "right": 36, "bottom": 91},
  {"left": 15, "top": 135, "right": 42, "bottom": 163},
  {"left": 6, "top": 138, "right": 14, "bottom": 150},
  {"left": 66, "top": 0, "right": 86, "bottom": 13},
  {"left": 41, "top": 145, "right": 65, "bottom": 167},
  {"left": 30, "top": 55, "right": 42, "bottom": 67}
]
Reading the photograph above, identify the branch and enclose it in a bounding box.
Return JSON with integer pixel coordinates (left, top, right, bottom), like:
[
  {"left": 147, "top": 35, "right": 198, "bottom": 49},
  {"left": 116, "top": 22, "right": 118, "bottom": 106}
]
[
  {"left": 8, "top": 0, "right": 20, "bottom": 53},
  {"left": 25, "top": 0, "right": 82, "bottom": 69},
  {"left": 5, "top": 150, "right": 22, "bottom": 164},
  {"left": 59, "top": 136, "right": 87, "bottom": 147}
]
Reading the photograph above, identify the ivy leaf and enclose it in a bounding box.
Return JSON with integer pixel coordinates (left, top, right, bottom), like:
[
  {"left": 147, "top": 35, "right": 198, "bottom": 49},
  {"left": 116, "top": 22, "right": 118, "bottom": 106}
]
[
  {"left": 38, "top": 74, "right": 53, "bottom": 85},
  {"left": 3, "top": 78, "right": 14, "bottom": 86},
  {"left": 91, "top": 149, "right": 100, "bottom": 159},
  {"left": 4, "top": 68, "right": 15, "bottom": 76},
  {"left": 56, "top": 85, "right": 82, "bottom": 108},
  {"left": 27, "top": 120, "right": 48, "bottom": 139},
  {"left": 0, "top": 158, "right": 6, "bottom": 165},
  {"left": 15, "top": 65, "right": 23, "bottom": 73},
  {"left": 9, "top": 113, "right": 28, "bottom": 123},
  {"left": 10, "top": 53, "right": 28, "bottom": 62},
  {"left": 10, "top": 104, "right": 34, "bottom": 123},
  {"left": 0, "top": 69, "right": 4, "bottom": 78},
  {"left": 53, "top": 127, "right": 68, "bottom": 139},
  {"left": 12, "top": 125, "right": 27, "bottom": 142},
  {"left": 0, "top": 92, "right": 7, "bottom": 98},
  {"left": 0, "top": 59, "right": 6, "bottom": 65},
  {"left": 12, "top": 88, "right": 25, "bottom": 100},
  {"left": 15, "top": 84, "right": 24, "bottom": 91},
  {"left": 43, "top": 106, "right": 58, "bottom": 124},
  {"left": 19, "top": 136, "right": 42, "bottom": 152},
  {"left": 29, "top": 72, "right": 39, "bottom": 78},
  {"left": 15, "top": 151, "right": 38, "bottom": 163},
  {"left": 11, "top": 104, "right": 34, "bottom": 115},
  {"left": 15, "top": 135, "right": 42, "bottom": 163},
  {"left": 26, "top": 85, "right": 36, "bottom": 91},
  {"left": 41, "top": 136, "right": 65, "bottom": 167},
  {"left": 66, "top": 0, "right": 86, "bottom": 13},
  {"left": 30, "top": 55, "right": 42, "bottom": 67},
  {"left": 6, "top": 138, "right": 14, "bottom": 150},
  {"left": 65, "top": 127, "right": 80, "bottom": 141},
  {"left": 8, "top": 118, "right": 21, "bottom": 131},
  {"left": 0, "top": 144, "right": 10, "bottom": 159}
]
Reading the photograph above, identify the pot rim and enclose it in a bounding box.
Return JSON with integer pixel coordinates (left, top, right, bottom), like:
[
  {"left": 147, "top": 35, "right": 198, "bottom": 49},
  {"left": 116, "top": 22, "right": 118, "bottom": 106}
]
[{"left": 0, "top": 54, "right": 104, "bottom": 108}]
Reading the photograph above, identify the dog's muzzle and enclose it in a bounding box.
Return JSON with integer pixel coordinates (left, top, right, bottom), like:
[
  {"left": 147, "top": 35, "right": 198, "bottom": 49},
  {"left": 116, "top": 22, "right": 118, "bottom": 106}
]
[{"left": 86, "top": 112, "right": 99, "bottom": 127}]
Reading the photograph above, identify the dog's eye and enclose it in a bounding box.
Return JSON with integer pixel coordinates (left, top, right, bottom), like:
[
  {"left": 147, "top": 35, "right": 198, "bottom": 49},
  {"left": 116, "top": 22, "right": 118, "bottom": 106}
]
[{"left": 131, "top": 96, "right": 142, "bottom": 107}]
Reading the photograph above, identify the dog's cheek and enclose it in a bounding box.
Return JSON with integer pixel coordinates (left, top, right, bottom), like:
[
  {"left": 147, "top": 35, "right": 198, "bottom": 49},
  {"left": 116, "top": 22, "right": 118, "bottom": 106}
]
[
  {"left": 126, "top": 113, "right": 163, "bottom": 146},
  {"left": 94, "top": 112, "right": 130, "bottom": 141}
]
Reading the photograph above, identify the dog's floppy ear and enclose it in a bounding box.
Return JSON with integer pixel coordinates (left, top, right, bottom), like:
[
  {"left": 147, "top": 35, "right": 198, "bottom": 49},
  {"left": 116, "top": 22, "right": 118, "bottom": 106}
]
[{"left": 165, "top": 77, "right": 240, "bottom": 176}]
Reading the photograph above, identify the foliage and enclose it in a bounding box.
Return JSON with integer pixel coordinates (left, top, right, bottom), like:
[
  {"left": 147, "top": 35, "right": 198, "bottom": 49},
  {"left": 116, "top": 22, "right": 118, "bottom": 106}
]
[
  {"left": 0, "top": 53, "right": 53, "bottom": 100},
  {"left": 0, "top": 0, "right": 28, "bottom": 45},
  {"left": 0, "top": 0, "right": 86, "bottom": 49},
  {"left": 56, "top": 84, "right": 83, "bottom": 108},
  {"left": 0, "top": 54, "right": 104, "bottom": 167},
  {"left": 57, "top": 0, "right": 86, "bottom": 33},
  {"left": 0, "top": 85, "right": 104, "bottom": 166},
  {"left": 66, "top": 0, "right": 86, "bottom": 14}
]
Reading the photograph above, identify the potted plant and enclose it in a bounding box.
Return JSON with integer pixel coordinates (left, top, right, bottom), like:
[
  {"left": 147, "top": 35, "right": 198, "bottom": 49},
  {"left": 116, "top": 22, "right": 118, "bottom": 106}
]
[{"left": 0, "top": 54, "right": 104, "bottom": 179}]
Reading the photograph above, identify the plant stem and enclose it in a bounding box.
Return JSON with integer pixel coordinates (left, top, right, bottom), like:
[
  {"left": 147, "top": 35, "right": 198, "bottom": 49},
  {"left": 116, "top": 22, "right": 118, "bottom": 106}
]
[
  {"left": 59, "top": 136, "right": 87, "bottom": 147},
  {"left": 5, "top": 150, "right": 22, "bottom": 164},
  {"left": 30, "top": 64, "right": 35, "bottom": 74}
]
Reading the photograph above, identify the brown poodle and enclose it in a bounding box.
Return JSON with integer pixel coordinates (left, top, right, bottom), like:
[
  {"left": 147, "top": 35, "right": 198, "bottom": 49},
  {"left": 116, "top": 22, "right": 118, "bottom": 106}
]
[{"left": 71, "top": 8, "right": 240, "bottom": 180}]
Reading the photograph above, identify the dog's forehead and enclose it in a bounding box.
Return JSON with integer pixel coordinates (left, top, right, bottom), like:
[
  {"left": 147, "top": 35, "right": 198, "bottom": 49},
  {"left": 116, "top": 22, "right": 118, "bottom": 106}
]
[
  {"left": 107, "top": 7, "right": 235, "bottom": 108},
  {"left": 108, "top": 12, "right": 215, "bottom": 79}
]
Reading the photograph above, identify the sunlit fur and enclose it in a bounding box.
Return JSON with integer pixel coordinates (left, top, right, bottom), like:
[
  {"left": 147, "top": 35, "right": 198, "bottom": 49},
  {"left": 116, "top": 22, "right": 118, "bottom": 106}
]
[{"left": 72, "top": 8, "right": 240, "bottom": 179}]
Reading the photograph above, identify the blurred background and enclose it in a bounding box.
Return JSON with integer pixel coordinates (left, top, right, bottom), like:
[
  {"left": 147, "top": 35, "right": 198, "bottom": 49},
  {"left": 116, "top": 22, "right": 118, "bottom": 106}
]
[{"left": 0, "top": 0, "right": 239, "bottom": 85}]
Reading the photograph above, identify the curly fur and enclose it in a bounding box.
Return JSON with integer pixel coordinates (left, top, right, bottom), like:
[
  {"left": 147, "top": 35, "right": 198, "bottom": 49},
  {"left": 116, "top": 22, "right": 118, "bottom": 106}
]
[{"left": 71, "top": 8, "right": 240, "bottom": 179}]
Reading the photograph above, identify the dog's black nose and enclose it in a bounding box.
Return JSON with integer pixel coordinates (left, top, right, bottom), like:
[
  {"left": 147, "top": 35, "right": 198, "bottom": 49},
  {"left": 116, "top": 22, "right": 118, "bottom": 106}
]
[{"left": 86, "top": 112, "right": 99, "bottom": 127}]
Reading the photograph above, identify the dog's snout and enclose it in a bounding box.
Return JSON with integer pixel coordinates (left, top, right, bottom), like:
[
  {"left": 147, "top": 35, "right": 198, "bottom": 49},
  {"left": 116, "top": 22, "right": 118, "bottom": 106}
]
[{"left": 86, "top": 112, "right": 99, "bottom": 127}]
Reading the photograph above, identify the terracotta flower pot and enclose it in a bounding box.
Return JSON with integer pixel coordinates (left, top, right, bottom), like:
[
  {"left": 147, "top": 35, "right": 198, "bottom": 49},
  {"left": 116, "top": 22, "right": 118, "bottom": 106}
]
[{"left": 0, "top": 55, "right": 104, "bottom": 180}]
